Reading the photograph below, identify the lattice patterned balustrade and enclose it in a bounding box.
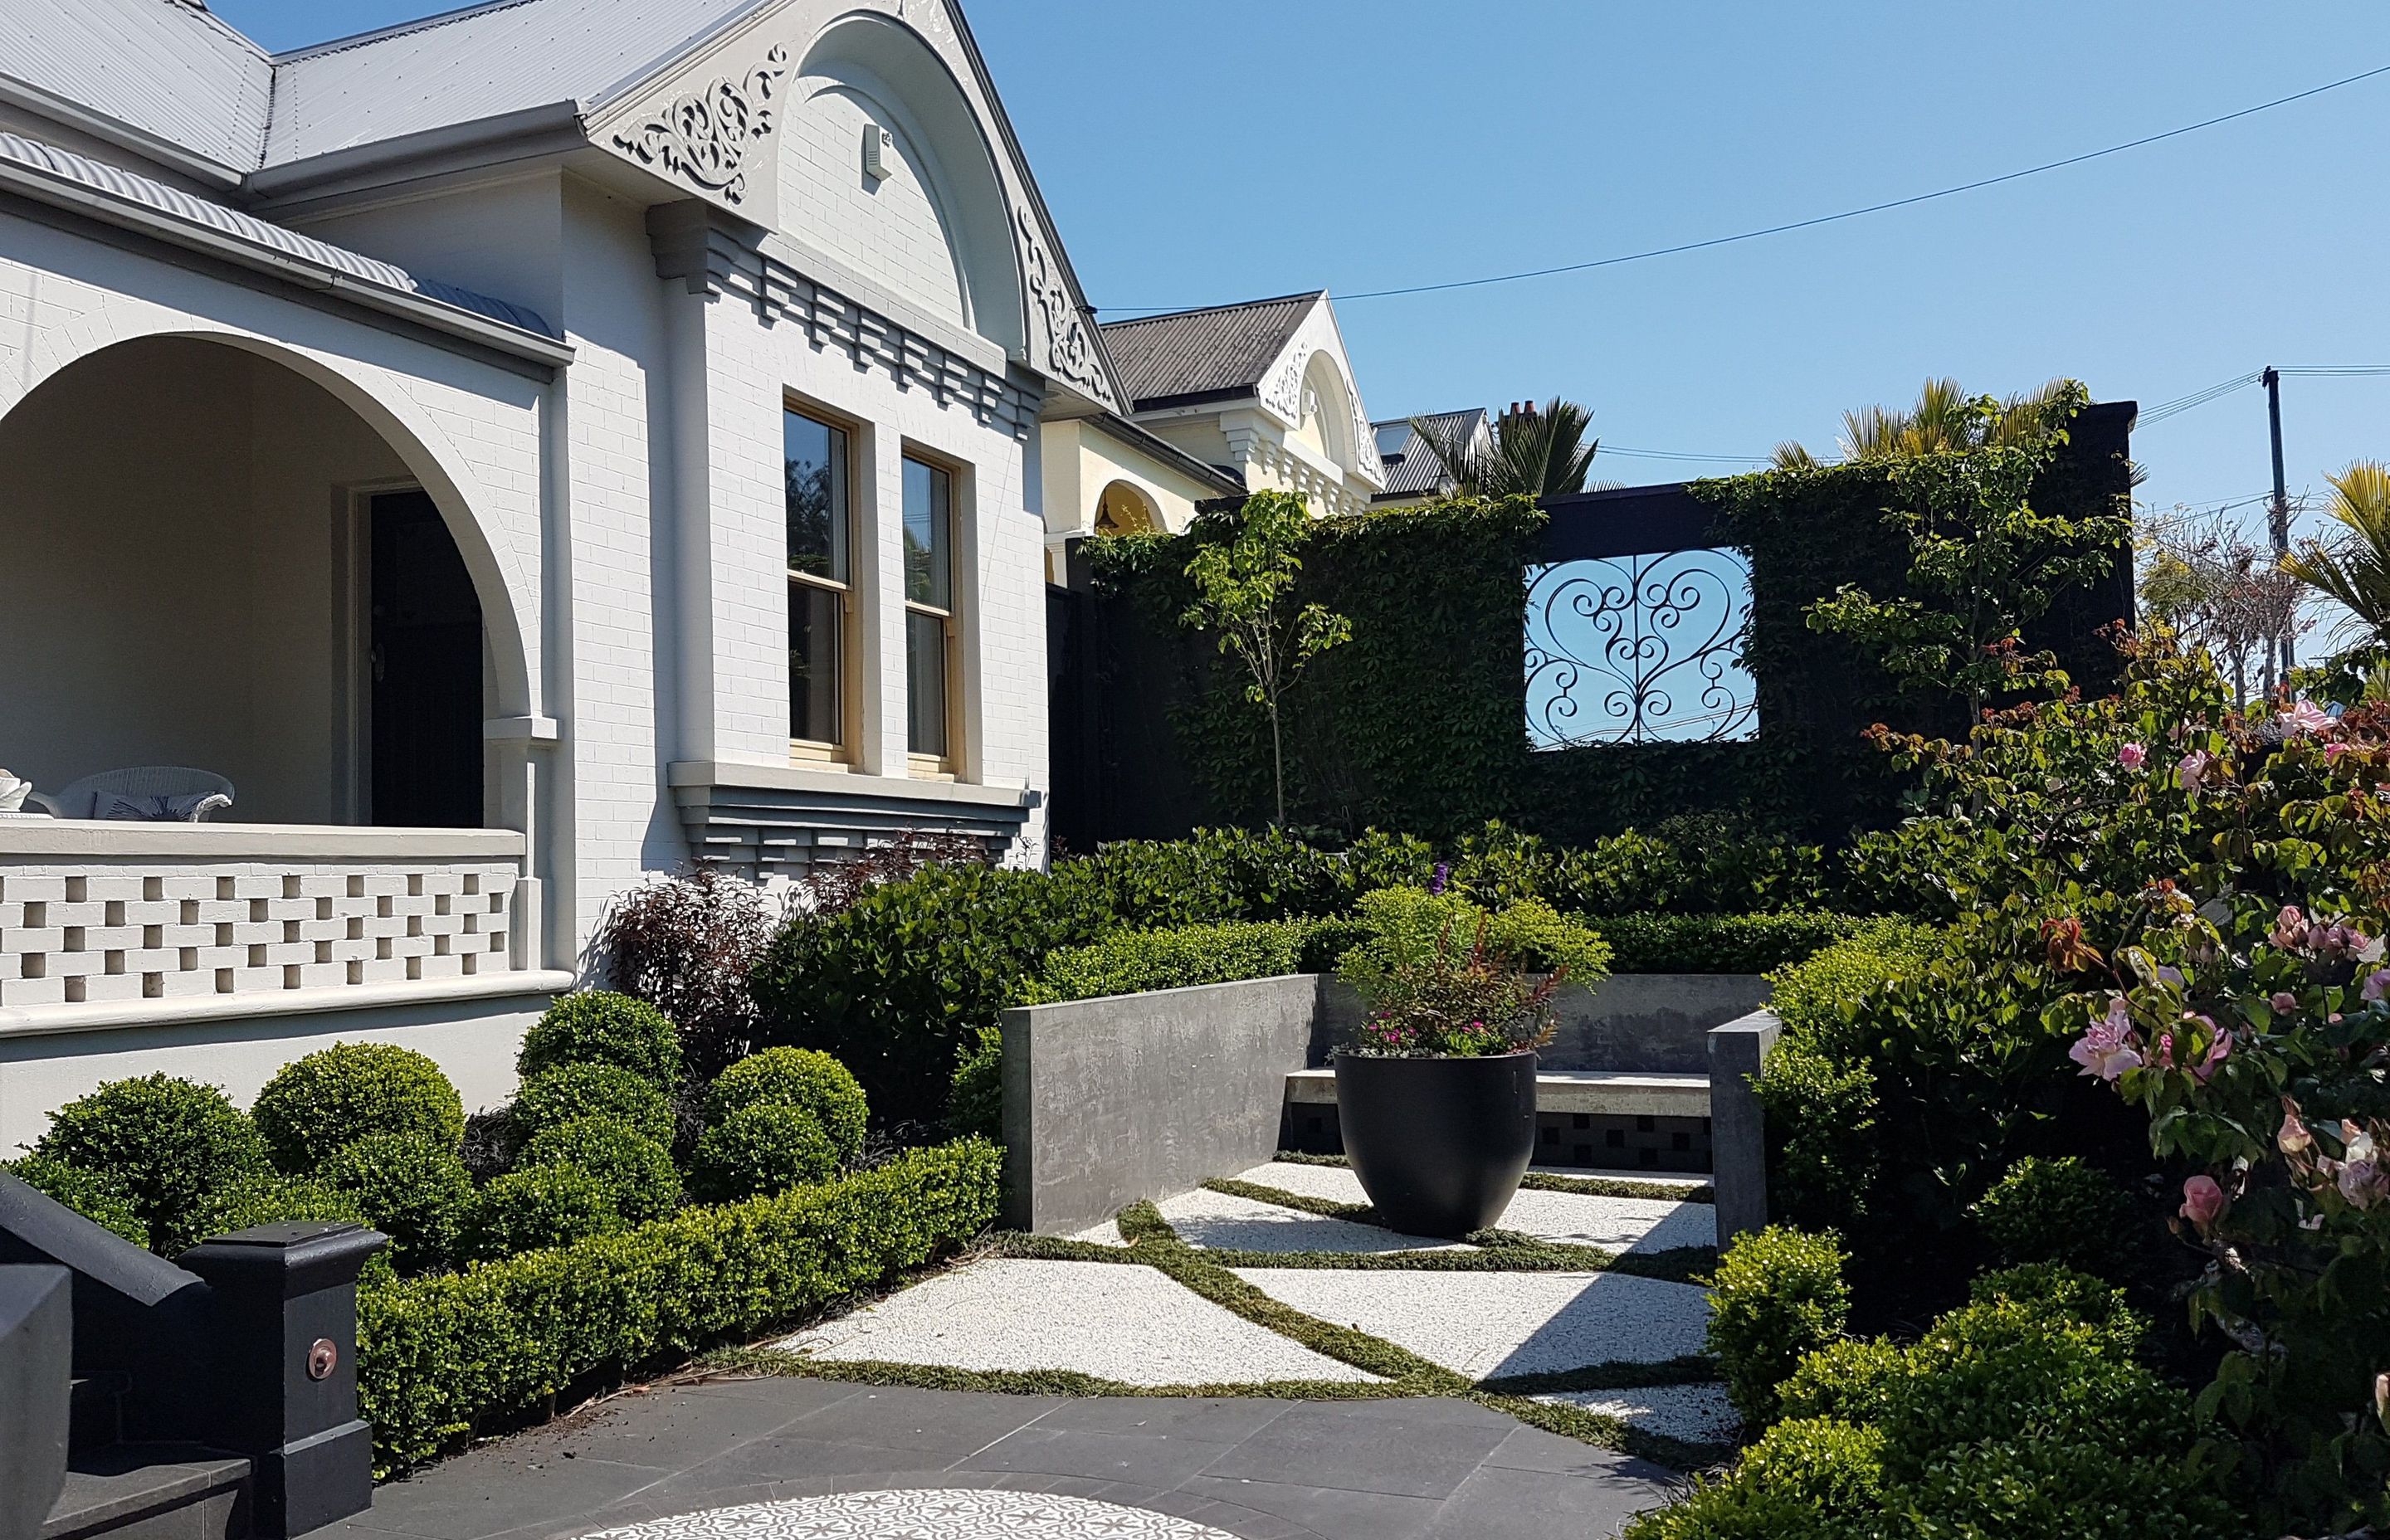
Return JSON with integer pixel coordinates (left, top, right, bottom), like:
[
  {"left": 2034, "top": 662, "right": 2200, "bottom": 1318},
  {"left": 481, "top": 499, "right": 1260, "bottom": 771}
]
[{"left": 0, "top": 824, "right": 527, "bottom": 1013}]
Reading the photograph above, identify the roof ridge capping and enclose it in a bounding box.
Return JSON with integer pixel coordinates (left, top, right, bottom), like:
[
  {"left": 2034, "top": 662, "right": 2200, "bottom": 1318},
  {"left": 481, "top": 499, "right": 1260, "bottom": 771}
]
[
  {"left": 265, "top": 0, "right": 543, "bottom": 62},
  {"left": 1099, "top": 290, "right": 1327, "bottom": 329}
]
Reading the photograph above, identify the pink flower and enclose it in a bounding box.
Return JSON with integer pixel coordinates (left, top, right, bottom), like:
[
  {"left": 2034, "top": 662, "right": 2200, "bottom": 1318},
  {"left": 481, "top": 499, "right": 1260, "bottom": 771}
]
[
  {"left": 2195, "top": 1028, "right": 2233, "bottom": 1084},
  {"left": 2180, "top": 1174, "right": 2227, "bottom": 1229},
  {"left": 2280, "top": 1099, "right": 2314, "bottom": 1156},
  {"left": 2270, "top": 992, "right": 2299, "bottom": 1013},
  {"left": 2327, "top": 741, "right": 2353, "bottom": 763},
  {"left": 2071, "top": 998, "right": 2144, "bottom": 1082},
  {"left": 2272, "top": 905, "right": 2310, "bottom": 949},
  {"left": 2339, "top": 1161, "right": 2382, "bottom": 1209},
  {"left": 2366, "top": 970, "right": 2390, "bottom": 1004},
  {"left": 2118, "top": 742, "right": 2147, "bottom": 768},
  {"left": 2178, "top": 750, "right": 2212, "bottom": 796},
  {"left": 2154, "top": 1031, "right": 2176, "bottom": 1067},
  {"left": 2284, "top": 699, "right": 2337, "bottom": 738}
]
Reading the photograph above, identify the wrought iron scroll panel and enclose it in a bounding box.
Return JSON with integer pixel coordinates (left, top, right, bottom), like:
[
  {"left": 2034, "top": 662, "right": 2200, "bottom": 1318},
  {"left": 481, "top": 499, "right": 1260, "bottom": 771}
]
[{"left": 1524, "top": 548, "right": 1758, "bottom": 748}]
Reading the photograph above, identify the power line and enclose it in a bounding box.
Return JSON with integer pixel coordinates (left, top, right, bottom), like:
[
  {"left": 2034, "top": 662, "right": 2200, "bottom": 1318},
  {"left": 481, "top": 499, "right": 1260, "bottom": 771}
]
[
  {"left": 1095, "top": 63, "right": 2390, "bottom": 315},
  {"left": 1597, "top": 444, "right": 1773, "bottom": 465},
  {"left": 2134, "top": 366, "right": 2390, "bottom": 431}
]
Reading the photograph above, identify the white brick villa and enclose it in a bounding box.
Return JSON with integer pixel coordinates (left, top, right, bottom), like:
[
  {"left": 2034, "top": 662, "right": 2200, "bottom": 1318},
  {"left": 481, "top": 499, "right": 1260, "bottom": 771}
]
[{"left": 0, "top": 0, "right": 1400, "bottom": 1144}]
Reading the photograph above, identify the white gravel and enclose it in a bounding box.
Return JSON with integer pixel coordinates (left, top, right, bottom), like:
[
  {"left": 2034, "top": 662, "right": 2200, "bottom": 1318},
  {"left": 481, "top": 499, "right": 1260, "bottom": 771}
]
[
  {"left": 1233, "top": 1162, "right": 1715, "bottom": 1253},
  {"left": 1153, "top": 1187, "right": 1466, "bottom": 1255},
  {"left": 783, "top": 1259, "right": 1379, "bottom": 1386},
  {"left": 1539, "top": 1383, "right": 1741, "bottom": 1445},
  {"left": 1230, "top": 1267, "right": 1711, "bottom": 1377}
]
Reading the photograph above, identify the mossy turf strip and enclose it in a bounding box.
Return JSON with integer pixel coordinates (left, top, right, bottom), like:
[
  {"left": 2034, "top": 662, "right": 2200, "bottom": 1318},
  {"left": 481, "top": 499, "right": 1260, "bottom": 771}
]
[
  {"left": 1267, "top": 1150, "right": 1715, "bottom": 1205},
  {"left": 731, "top": 1196, "right": 1734, "bottom": 1474}
]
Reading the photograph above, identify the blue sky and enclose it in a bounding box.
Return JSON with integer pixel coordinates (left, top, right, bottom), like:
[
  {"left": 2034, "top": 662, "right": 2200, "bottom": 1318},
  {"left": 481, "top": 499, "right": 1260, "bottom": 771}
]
[{"left": 213, "top": 0, "right": 2390, "bottom": 536}]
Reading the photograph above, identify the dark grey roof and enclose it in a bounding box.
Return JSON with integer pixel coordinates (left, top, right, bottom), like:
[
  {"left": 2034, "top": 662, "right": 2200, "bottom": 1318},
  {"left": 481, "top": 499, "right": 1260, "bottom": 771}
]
[
  {"left": 1371, "top": 408, "right": 1486, "bottom": 500},
  {"left": 0, "top": 130, "right": 562, "bottom": 344},
  {"left": 1098, "top": 292, "right": 1320, "bottom": 410}
]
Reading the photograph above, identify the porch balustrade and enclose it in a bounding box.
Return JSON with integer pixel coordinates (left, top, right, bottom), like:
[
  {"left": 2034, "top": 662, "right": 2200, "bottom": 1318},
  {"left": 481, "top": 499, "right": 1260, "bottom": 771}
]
[{"left": 0, "top": 821, "right": 532, "bottom": 1025}]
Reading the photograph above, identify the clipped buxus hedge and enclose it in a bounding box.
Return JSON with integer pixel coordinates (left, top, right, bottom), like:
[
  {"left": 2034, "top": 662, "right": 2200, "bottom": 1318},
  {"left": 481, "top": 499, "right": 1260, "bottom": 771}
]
[
  {"left": 358, "top": 1138, "right": 1001, "bottom": 1472},
  {"left": 1594, "top": 910, "right": 1871, "bottom": 975}
]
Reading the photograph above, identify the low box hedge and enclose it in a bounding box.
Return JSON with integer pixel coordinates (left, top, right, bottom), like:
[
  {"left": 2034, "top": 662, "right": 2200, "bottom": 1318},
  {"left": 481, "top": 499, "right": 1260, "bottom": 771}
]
[
  {"left": 358, "top": 1138, "right": 1001, "bottom": 1472},
  {"left": 1595, "top": 910, "right": 1870, "bottom": 975}
]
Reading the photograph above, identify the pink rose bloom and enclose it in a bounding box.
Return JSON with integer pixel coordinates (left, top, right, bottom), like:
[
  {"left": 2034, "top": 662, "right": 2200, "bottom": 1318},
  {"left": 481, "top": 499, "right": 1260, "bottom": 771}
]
[
  {"left": 2280, "top": 1099, "right": 2314, "bottom": 1155},
  {"left": 2118, "top": 742, "right": 2147, "bottom": 768},
  {"left": 2327, "top": 741, "right": 2352, "bottom": 763},
  {"left": 2071, "top": 999, "right": 2144, "bottom": 1082},
  {"left": 2366, "top": 970, "right": 2390, "bottom": 1004},
  {"left": 2272, "top": 905, "right": 2310, "bottom": 949},
  {"left": 2180, "top": 1174, "right": 2227, "bottom": 1228},
  {"left": 2284, "top": 700, "right": 2336, "bottom": 737},
  {"left": 2339, "top": 1161, "right": 2382, "bottom": 1209},
  {"left": 2194, "top": 1029, "right": 2232, "bottom": 1084},
  {"left": 2178, "top": 750, "right": 2212, "bottom": 796},
  {"left": 2270, "top": 992, "right": 2299, "bottom": 1013}
]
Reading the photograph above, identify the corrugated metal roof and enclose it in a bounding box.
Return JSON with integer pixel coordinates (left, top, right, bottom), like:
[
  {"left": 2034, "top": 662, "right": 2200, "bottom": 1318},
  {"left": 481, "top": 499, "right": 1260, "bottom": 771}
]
[
  {"left": 1099, "top": 292, "right": 1319, "bottom": 409},
  {"left": 0, "top": 0, "right": 271, "bottom": 172},
  {"left": 0, "top": 129, "right": 558, "bottom": 338},
  {"left": 1371, "top": 408, "right": 1487, "bottom": 499},
  {"left": 264, "top": 0, "right": 764, "bottom": 165}
]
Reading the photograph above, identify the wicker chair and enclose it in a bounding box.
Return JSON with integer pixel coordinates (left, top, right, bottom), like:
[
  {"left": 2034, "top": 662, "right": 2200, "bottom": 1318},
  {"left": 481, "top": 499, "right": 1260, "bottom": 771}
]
[{"left": 26, "top": 767, "right": 235, "bottom": 821}]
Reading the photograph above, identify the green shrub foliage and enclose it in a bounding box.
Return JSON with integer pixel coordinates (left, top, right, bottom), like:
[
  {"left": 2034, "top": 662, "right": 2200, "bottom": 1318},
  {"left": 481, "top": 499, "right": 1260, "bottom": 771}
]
[
  {"left": 944, "top": 1025, "right": 1003, "bottom": 1142},
  {"left": 1706, "top": 1225, "right": 1851, "bottom": 1427},
  {"left": 519, "top": 991, "right": 682, "bottom": 1089},
  {"left": 690, "top": 1103, "right": 840, "bottom": 1203},
  {"left": 458, "top": 1164, "right": 622, "bottom": 1261},
  {"left": 2, "top": 1155, "right": 148, "bottom": 1247},
  {"left": 1595, "top": 911, "right": 1868, "bottom": 975},
  {"left": 319, "top": 1133, "right": 476, "bottom": 1274},
  {"left": 703, "top": 1047, "right": 868, "bottom": 1164},
  {"left": 250, "top": 1043, "right": 466, "bottom": 1174},
  {"left": 1969, "top": 1156, "right": 2140, "bottom": 1279},
  {"left": 359, "top": 1140, "right": 1000, "bottom": 1472},
  {"left": 31, "top": 1075, "right": 268, "bottom": 1251},
  {"left": 505, "top": 1062, "right": 675, "bottom": 1152},
  {"left": 1636, "top": 1264, "right": 2237, "bottom": 1540},
  {"left": 183, "top": 1173, "right": 395, "bottom": 1286},
  {"left": 519, "top": 1117, "right": 681, "bottom": 1224},
  {"left": 1021, "top": 920, "right": 1311, "bottom": 1005}
]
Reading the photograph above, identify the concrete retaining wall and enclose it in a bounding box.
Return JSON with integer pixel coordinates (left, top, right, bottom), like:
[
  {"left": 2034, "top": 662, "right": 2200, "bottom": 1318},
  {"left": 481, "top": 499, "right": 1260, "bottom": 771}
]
[{"left": 1000, "top": 973, "right": 1324, "bottom": 1234}]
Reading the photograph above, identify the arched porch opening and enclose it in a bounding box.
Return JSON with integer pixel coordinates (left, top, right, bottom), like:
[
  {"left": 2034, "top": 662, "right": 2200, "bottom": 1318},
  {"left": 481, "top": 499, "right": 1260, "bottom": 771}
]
[
  {"left": 0, "top": 334, "right": 518, "bottom": 830},
  {"left": 1093, "top": 479, "right": 1159, "bottom": 536}
]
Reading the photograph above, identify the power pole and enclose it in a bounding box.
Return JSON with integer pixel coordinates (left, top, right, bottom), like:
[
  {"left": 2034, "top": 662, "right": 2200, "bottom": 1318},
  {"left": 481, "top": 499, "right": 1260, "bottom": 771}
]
[{"left": 2265, "top": 366, "right": 2292, "bottom": 684}]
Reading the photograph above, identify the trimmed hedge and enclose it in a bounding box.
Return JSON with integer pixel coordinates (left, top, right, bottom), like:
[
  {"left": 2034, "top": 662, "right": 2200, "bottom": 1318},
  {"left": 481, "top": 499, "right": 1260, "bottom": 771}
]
[
  {"left": 319, "top": 1133, "right": 475, "bottom": 1274},
  {"left": 519, "top": 992, "right": 682, "bottom": 1090},
  {"left": 1970, "top": 1156, "right": 2141, "bottom": 1280},
  {"left": 703, "top": 1047, "right": 869, "bottom": 1164},
  {"left": 506, "top": 1063, "right": 676, "bottom": 1152},
  {"left": 519, "top": 1117, "right": 682, "bottom": 1225},
  {"left": 251, "top": 1044, "right": 466, "bottom": 1175},
  {"left": 458, "top": 1165, "right": 622, "bottom": 1262},
  {"left": 31, "top": 1075, "right": 268, "bottom": 1252},
  {"left": 1018, "top": 919, "right": 1313, "bottom": 1006},
  {"left": 1707, "top": 1225, "right": 1851, "bottom": 1426},
  {"left": 691, "top": 1103, "right": 839, "bottom": 1203},
  {"left": 2, "top": 1155, "right": 147, "bottom": 1247},
  {"left": 1594, "top": 911, "right": 1869, "bottom": 975},
  {"left": 358, "top": 1138, "right": 1002, "bottom": 1472}
]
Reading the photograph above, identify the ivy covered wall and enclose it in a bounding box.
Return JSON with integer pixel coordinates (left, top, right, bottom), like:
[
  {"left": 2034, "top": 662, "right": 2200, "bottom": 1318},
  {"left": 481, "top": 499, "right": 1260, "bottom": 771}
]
[{"left": 1064, "top": 402, "right": 2134, "bottom": 847}]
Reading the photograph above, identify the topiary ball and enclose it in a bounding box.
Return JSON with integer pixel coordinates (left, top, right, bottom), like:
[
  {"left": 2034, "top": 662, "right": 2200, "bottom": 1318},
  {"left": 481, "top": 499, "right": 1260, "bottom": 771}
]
[
  {"left": 517, "top": 1116, "right": 681, "bottom": 1225},
  {"left": 457, "top": 1165, "right": 623, "bottom": 1262},
  {"left": 3, "top": 1155, "right": 148, "bottom": 1248},
  {"left": 519, "top": 991, "right": 682, "bottom": 1090},
  {"left": 704, "top": 1047, "right": 868, "bottom": 1164},
  {"left": 505, "top": 1063, "right": 676, "bottom": 1153},
  {"left": 690, "top": 1102, "right": 840, "bottom": 1204},
  {"left": 251, "top": 1043, "right": 465, "bottom": 1175},
  {"left": 318, "top": 1132, "right": 474, "bottom": 1274},
  {"left": 180, "top": 1173, "right": 393, "bottom": 1285},
  {"left": 1971, "top": 1156, "right": 2141, "bottom": 1279},
  {"left": 31, "top": 1074, "right": 268, "bottom": 1248}
]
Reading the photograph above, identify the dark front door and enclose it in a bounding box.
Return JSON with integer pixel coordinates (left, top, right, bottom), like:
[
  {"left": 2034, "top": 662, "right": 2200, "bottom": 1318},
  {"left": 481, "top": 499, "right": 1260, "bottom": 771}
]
[{"left": 370, "top": 490, "right": 483, "bottom": 828}]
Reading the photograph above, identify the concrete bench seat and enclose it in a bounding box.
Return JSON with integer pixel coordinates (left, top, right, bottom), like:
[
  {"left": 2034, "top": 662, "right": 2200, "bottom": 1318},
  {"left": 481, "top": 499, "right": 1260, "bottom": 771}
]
[{"left": 1284, "top": 1067, "right": 1710, "bottom": 1118}]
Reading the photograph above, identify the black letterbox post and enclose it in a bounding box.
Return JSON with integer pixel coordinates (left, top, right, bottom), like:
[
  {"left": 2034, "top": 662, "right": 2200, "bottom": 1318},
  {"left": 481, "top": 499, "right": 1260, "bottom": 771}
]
[{"left": 178, "top": 1222, "right": 388, "bottom": 1538}]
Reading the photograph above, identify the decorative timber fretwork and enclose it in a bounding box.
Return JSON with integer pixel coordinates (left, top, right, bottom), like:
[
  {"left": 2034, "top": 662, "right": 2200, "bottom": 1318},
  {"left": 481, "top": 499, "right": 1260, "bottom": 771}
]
[
  {"left": 611, "top": 44, "right": 790, "bottom": 205},
  {"left": 650, "top": 204, "right": 1045, "bottom": 440},
  {"left": 1016, "top": 207, "right": 1117, "bottom": 409},
  {"left": 1262, "top": 348, "right": 1308, "bottom": 422}
]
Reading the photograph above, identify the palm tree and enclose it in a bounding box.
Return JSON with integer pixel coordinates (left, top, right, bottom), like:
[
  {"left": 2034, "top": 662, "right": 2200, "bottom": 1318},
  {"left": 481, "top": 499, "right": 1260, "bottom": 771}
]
[
  {"left": 1409, "top": 397, "right": 1602, "bottom": 499},
  {"left": 1774, "top": 378, "right": 2074, "bottom": 466},
  {"left": 2284, "top": 461, "right": 2390, "bottom": 651}
]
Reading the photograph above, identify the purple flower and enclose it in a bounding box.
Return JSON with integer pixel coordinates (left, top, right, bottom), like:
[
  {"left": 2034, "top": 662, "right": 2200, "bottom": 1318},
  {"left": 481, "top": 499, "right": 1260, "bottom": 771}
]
[{"left": 1427, "top": 863, "right": 1451, "bottom": 897}]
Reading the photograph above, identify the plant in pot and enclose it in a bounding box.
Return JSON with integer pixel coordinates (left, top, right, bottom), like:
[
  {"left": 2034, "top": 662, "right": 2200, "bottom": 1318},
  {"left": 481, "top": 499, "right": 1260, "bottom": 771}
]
[{"left": 1333, "top": 886, "right": 1610, "bottom": 1237}]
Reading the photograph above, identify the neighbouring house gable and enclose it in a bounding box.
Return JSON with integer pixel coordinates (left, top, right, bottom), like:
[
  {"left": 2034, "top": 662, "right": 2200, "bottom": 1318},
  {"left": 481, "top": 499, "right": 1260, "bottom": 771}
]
[{"left": 1373, "top": 407, "right": 1490, "bottom": 503}]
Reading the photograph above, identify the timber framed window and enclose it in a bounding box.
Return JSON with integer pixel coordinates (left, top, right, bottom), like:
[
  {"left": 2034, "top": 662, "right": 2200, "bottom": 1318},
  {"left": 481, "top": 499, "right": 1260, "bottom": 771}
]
[
  {"left": 786, "top": 407, "right": 854, "bottom": 760},
  {"left": 902, "top": 455, "right": 958, "bottom": 775}
]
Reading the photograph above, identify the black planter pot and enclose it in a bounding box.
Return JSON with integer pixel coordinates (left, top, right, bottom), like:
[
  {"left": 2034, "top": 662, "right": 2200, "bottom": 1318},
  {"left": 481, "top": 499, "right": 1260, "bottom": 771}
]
[{"left": 1334, "top": 1050, "right": 1538, "bottom": 1238}]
